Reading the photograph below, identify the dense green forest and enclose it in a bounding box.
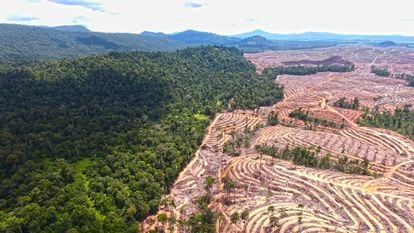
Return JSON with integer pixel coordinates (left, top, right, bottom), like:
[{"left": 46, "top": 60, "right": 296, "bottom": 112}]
[
  {"left": 0, "top": 24, "right": 347, "bottom": 65},
  {"left": 358, "top": 106, "right": 414, "bottom": 140},
  {"left": 0, "top": 46, "right": 283, "bottom": 232},
  {"left": 0, "top": 24, "right": 186, "bottom": 65}
]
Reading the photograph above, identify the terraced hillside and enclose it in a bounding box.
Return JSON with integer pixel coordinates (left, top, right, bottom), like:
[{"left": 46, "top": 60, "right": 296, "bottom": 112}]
[{"left": 143, "top": 45, "right": 414, "bottom": 233}]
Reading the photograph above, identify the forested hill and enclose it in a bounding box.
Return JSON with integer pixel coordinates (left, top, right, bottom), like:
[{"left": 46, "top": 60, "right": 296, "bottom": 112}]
[
  {"left": 0, "top": 46, "right": 283, "bottom": 232},
  {"left": 0, "top": 24, "right": 186, "bottom": 65},
  {"left": 0, "top": 24, "right": 344, "bottom": 65}
]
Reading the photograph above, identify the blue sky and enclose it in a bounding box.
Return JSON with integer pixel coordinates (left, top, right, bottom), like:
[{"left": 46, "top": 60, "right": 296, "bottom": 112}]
[{"left": 1, "top": 0, "right": 414, "bottom": 35}]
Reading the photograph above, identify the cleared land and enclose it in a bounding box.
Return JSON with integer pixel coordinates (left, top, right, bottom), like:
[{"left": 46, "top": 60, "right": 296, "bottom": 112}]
[{"left": 143, "top": 45, "right": 414, "bottom": 233}]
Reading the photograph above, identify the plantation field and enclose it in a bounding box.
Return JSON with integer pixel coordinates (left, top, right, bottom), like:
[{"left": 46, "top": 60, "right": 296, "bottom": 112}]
[{"left": 144, "top": 45, "right": 414, "bottom": 233}]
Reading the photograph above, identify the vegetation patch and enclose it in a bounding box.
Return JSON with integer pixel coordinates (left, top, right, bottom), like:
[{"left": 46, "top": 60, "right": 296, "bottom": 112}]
[
  {"left": 193, "top": 113, "right": 210, "bottom": 121},
  {"left": 255, "top": 144, "right": 372, "bottom": 176},
  {"left": 263, "top": 63, "right": 354, "bottom": 77},
  {"left": 370, "top": 66, "right": 390, "bottom": 77},
  {"left": 0, "top": 46, "right": 284, "bottom": 232},
  {"left": 333, "top": 97, "right": 360, "bottom": 110},
  {"left": 289, "top": 108, "right": 338, "bottom": 128},
  {"left": 358, "top": 106, "right": 414, "bottom": 140}
]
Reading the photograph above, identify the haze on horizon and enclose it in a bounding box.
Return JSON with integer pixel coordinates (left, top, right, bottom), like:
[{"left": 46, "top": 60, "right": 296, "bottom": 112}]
[{"left": 1, "top": 0, "right": 414, "bottom": 36}]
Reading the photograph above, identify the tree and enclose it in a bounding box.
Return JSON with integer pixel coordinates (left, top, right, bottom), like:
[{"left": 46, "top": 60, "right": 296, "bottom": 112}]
[
  {"left": 157, "top": 213, "right": 168, "bottom": 223},
  {"left": 352, "top": 97, "right": 360, "bottom": 110},
  {"left": 269, "top": 216, "right": 280, "bottom": 230},
  {"left": 241, "top": 210, "right": 249, "bottom": 232},
  {"left": 268, "top": 206, "right": 275, "bottom": 215},
  {"left": 230, "top": 212, "right": 239, "bottom": 225},
  {"left": 319, "top": 155, "right": 332, "bottom": 169},
  {"left": 334, "top": 97, "right": 360, "bottom": 110},
  {"left": 267, "top": 111, "right": 279, "bottom": 126},
  {"left": 0, "top": 46, "right": 286, "bottom": 232},
  {"left": 223, "top": 176, "right": 237, "bottom": 196},
  {"left": 371, "top": 66, "right": 390, "bottom": 77},
  {"left": 205, "top": 176, "right": 215, "bottom": 192}
]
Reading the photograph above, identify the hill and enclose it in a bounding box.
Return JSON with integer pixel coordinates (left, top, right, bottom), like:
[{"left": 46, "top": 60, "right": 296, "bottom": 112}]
[
  {"left": 168, "top": 29, "right": 240, "bottom": 45},
  {"left": 0, "top": 25, "right": 357, "bottom": 65},
  {"left": 0, "top": 24, "right": 186, "bottom": 64},
  {"left": 140, "top": 30, "right": 342, "bottom": 52},
  {"left": 51, "top": 25, "right": 91, "bottom": 32},
  {"left": 0, "top": 46, "right": 283, "bottom": 232},
  {"left": 233, "top": 29, "right": 414, "bottom": 43},
  {"left": 376, "top": 40, "right": 397, "bottom": 47},
  {"left": 232, "top": 29, "right": 277, "bottom": 39}
]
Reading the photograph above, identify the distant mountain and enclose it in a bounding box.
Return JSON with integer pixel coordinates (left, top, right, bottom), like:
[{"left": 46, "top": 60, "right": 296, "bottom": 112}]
[
  {"left": 233, "top": 30, "right": 342, "bottom": 40},
  {"left": 235, "top": 36, "right": 274, "bottom": 50},
  {"left": 233, "top": 29, "right": 276, "bottom": 39},
  {"left": 0, "top": 24, "right": 186, "bottom": 64},
  {"left": 140, "top": 29, "right": 241, "bottom": 45},
  {"left": 238, "top": 35, "right": 273, "bottom": 45},
  {"left": 139, "top": 31, "right": 168, "bottom": 37},
  {"left": 170, "top": 30, "right": 241, "bottom": 45},
  {"left": 139, "top": 29, "right": 342, "bottom": 52},
  {"left": 51, "top": 25, "right": 90, "bottom": 32},
  {"left": 235, "top": 35, "right": 341, "bottom": 52},
  {"left": 376, "top": 41, "right": 397, "bottom": 47},
  {"left": 5, "top": 24, "right": 412, "bottom": 65},
  {"left": 233, "top": 30, "right": 414, "bottom": 43}
]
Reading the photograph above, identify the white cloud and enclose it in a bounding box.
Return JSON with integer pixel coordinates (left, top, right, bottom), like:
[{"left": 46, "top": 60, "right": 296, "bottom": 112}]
[
  {"left": 0, "top": 0, "right": 414, "bottom": 35},
  {"left": 47, "top": 0, "right": 105, "bottom": 12},
  {"left": 184, "top": 1, "right": 203, "bottom": 8},
  {"left": 7, "top": 14, "right": 38, "bottom": 22}
]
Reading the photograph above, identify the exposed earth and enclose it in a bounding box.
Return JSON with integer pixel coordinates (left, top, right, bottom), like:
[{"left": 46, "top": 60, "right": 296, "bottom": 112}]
[{"left": 143, "top": 45, "right": 414, "bottom": 233}]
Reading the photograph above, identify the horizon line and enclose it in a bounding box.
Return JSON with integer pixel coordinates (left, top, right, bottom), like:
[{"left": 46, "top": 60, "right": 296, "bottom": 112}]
[{"left": 3, "top": 23, "right": 414, "bottom": 37}]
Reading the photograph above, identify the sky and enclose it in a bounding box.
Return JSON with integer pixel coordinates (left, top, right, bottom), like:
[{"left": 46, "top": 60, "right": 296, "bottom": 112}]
[{"left": 1, "top": 0, "right": 414, "bottom": 35}]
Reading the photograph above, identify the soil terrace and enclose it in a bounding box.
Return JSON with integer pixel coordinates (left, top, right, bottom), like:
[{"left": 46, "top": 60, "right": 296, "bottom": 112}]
[{"left": 142, "top": 45, "right": 414, "bottom": 233}]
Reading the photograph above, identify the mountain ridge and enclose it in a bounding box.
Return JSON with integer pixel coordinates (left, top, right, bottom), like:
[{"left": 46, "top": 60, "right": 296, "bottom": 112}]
[
  {"left": 2, "top": 23, "right": 413, "bottom": 65},
  {"left": 232, "top": 29, "right": 414, "bottom": 42},
  {"left": 0, "top": 23, "right": 186, "bottom": 64}
]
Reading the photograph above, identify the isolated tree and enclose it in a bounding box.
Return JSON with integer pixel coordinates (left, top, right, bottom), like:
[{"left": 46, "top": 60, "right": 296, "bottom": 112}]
[
  {"left": 268, "top": 205, "right": 275, "bottom": 215},
  {"left": 269, "top": 216, "right": 280, "bottom": 230},
  {"left": 352, "top": 97, "right": 360, "bottom": 110},
  {"left": 241, "top": 210, "right": 249, "bottom": 232},
  {"left": 157, "top": 213, "right": 168, "bottom": 231},
  {"left": 241, "top": 210, "right": 249, "bottom": 221},
  {"left": 168, "top": 215, "right": 177, "bottom": 232},
  {"left": 205, "top": 176, "right": 215, "bottom": 192},
  {"left": 230, "top": 212, "right": 239, "bottom": 225},
  {"left": 267, "top": 111, "right": 279, "bottom": 126},
  {"left": 223, "top": 176, "right": 237, "bottom": 199},
  {"left": 279, "top": 208, "right": 288, "bottom": 218}
]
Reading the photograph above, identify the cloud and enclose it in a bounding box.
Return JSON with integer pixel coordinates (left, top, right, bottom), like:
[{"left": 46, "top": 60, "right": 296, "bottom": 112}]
[
  {"left": 246, "top": 18, "right": 258, "bottom": 23},
  {"left": 47, "top": 0, "right": 104, "bottom": 12},
  {"left": 7, "top": 15, "right": 38, "bottom": 22},
  {"left": 184, "top": 1, "right": 203, "bottom": 8}
]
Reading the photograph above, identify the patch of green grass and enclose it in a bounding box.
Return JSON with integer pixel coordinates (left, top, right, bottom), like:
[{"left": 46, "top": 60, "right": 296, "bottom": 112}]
[
  {"left": 194, "top": 113, "right": 209, "bottom": 121},
  {"left": 73, "top": 159, "right": 105, "bottom": 222}
]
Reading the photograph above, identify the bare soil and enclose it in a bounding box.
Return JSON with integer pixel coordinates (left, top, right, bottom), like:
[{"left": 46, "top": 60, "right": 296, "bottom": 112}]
[{"left": 142, "top": 45, "right": 414, "bottom": 233}]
